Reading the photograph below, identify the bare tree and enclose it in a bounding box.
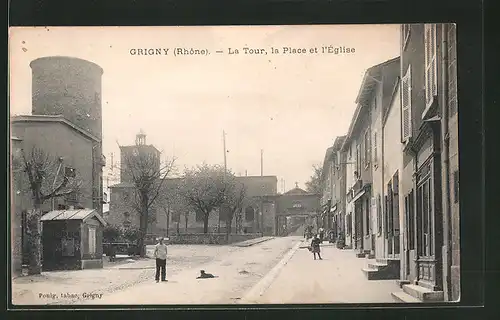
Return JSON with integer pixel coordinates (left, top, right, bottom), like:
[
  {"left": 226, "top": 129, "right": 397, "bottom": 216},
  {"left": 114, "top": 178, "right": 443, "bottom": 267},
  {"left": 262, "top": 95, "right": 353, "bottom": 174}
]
[
  {"left": 305, "top": 164, "right": 323, "bottom": 194},
  {"left": 157, "top": 179, "right": 187, "bottom": 237},
  {"left": 118, "top": 144, "right": 176, "bottom": 257},
  {"left": 179, "top": 164, "right": 227, "bottom": 234},
  {"left": 18, "top": 147, "right": 83, "bottom": 275},
  {"left": 221, "top": 179, "right": 247, "bottom": 239}
]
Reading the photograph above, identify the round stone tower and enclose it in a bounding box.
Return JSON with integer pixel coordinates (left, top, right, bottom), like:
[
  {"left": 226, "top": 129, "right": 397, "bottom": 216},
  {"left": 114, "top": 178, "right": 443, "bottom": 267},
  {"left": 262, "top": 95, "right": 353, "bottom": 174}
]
[{"left": 30, "top": 56, "right": 103, "bottom": 139}]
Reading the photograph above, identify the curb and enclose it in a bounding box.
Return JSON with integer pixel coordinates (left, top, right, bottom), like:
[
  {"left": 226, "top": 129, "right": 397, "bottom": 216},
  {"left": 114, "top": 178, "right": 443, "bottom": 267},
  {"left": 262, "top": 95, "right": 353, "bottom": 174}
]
[
  {"left": 234, "top": 237, "right": 274, "bottom": 247},
  {"left": 238, "top": 240, "right": 304, "bottom": 304}
]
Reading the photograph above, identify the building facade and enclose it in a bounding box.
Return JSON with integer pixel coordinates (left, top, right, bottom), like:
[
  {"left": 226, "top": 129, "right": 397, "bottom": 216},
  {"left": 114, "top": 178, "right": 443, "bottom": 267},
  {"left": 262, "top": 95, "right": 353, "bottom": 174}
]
[
  {"left": 11, "top": 137, "right": 24, "bottom": 277},
  {"left": 395, "top": 23, "right": 459, "bottom": 302},
  {"left": 11, "top": 115, "right": 101, "bottom": 212},
  {"left": 320, "top": 136, "right": 347, "bottom": 240},
  {"left": 30, "top": 56, "right": 105, "bottom": 215},
  {"left": 108, "top": 173, "right": 278, "bottom": 236},
  {"left": 316, "top": 24, "right": 459, "bottom": 303}
]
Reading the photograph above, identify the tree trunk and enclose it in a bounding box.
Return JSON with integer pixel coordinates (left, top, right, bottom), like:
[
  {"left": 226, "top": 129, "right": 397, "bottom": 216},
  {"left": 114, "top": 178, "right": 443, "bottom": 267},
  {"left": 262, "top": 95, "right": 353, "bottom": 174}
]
[
  {"left": 225, "top": 216, "right": 232, "bottom": 242},
  {"left": 184, "top": 212, "right": 188, "bottom": 233},
  {"left": 176, "top": 220, "right": 180, "bottom": 234},
  {"left": 203, "top": 213, "right": 209, "bottom": 234},
  {"left": 27, "top": 207, "right": 43, "bottom": 275},
  {"left": 166, "top": 206, "right": 170, "bottom": 237},
  {"left": 138, "top": 195, "right": 149, "bottom": 257}
]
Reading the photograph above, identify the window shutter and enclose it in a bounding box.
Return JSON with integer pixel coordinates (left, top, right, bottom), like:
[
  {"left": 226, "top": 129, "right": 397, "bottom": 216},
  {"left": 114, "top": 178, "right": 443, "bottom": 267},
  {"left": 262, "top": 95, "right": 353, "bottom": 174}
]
[
  {"left": 425, "top": 24, "right": 438, "bottom": 107},
  {"left": 401, "top": 66, "right": 412, "bottom": 142},
  {"left": 373, "top": 131, "right": 377, "bottom": 164}
]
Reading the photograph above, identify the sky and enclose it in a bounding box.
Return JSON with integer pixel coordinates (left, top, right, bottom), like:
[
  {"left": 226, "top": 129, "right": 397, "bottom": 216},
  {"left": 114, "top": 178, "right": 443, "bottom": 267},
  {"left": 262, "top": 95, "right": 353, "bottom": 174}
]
[{"left": 9, "top": 25, "right": 400, "bottom": 193}]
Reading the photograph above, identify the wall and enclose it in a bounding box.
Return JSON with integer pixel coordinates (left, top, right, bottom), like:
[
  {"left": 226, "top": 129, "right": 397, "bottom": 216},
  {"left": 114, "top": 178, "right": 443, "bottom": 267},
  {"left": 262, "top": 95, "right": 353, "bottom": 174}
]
[
  {"left": 42, "top": 220, "right": 82, "bottom": 271},
  {"left": 344, "top": 138, "right": 358, "bottom": 247},
  {"left": 447, "top": 23, "right": 460, "bottom": 302},
  {"left": 402, "top": 24, "right": 426, "bottom": 136},
  {"left": 120, "top": 145, "right": 161, "bottom": 184},
  {"left": 108, "top": 185, "right": 275, "bottom": 236},
  {"left": 164, "top": 233, "right": 262, "bottom": 245},
  {"left": 11, "top": 121, "right": 95, "bottom": 211},
  {"left": 371, "top": 82, "right": 384, "bottom": 258},
  {"left": 81, "top": 217, "right": 104, "bottom": 261},
  {"left": 30, "top": 57, "right": 103, "bottom": 139},
  {"left": 11, "top": 139, "right": 24, "bottom": 277},
  {"left": 383, "top": 84, "right": 405, "bottom": 265}
]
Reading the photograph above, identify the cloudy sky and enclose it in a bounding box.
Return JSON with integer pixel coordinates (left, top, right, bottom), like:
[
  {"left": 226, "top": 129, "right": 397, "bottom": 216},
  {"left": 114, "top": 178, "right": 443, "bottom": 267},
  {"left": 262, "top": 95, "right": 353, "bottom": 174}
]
[{"left": 9, "top": 25, "right": 400, "bottom": 192}]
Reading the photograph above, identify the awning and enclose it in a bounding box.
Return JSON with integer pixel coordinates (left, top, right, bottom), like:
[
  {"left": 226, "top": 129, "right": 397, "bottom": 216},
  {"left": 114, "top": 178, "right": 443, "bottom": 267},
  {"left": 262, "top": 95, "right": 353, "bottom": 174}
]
[{"left": 351, "top": 189, "right": 366, "bottom": 203}]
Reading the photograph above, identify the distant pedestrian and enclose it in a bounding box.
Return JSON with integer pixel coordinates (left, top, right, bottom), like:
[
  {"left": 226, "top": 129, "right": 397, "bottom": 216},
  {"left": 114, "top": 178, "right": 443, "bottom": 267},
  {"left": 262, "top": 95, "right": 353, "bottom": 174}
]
[
  {"left": 310, "top": 235, "right": 323, "bottom": 260},
  {"left": 154, "top": 237, "right": 168, "bottom": 282},
  {"left": 319, "top": 227, "right": 325, "bottom": 243}
]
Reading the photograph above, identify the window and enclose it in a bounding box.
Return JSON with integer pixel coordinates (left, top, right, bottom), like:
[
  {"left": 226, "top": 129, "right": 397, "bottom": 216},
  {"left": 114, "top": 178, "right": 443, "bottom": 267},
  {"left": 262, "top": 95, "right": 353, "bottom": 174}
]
[
  {"left": 195, "top": 210, "right": 204, "bottom": 222},
  {"left": 64, "top": 166, "right": 76, "bottom": 178},
  {"left": 424, "top": 24, "right": 438, "bottom": 108},
  {"left": 364, "top": 130, "right": 371, "bottom": 167},
  {"left": 387, "top": 182, "right": 394, "bottom": 237},
  {"left": 417, "top": 177, "right": 433, "bottom": 256},
  {"left": 245, "top": 207, "right": 255, "bottom": 221},
  {"left": 373, "top": 131, "right": 378, "bottom": 166},
  {"left": 88, "top": 226, "right": 96, "bottom": 255},
  {"left": 356, "top": 144, "right": 361, "bottom": 177},
  {"left": 453, "top": 170, "right": 459, "bottom": 204},
  {"left": 407, "top": 190, "right": 415, "bottom": 250},
  {"left": 171, "top": 211, "right": 181, "bottom": 223},
  {"left": 365, "top": 197, "right": 370, "bottom": 235},
  {"left": 377, "top": 195, "right": 382, "bottom": 234},
  {"left": 402, "top": 24, "right": 411, "bottom": 49},
  {"left": 66, "top": 191, "right": 78, "bottom": 203},
  {"left": 401, "top": 65, "right": 412, "bottom": 142}
]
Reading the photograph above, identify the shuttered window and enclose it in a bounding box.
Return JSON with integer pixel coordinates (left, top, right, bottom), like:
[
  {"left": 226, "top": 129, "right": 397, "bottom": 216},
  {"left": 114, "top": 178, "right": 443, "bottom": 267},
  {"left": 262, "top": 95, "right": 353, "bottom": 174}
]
[
  {"left": 401, "top": 65, "right": 412, "bottom": 142},
  {"left": 377, "top": 195, "right": 382, "bottom": 234},
  {"left": 373, "top": 131, "right": 378, "bottom": 165},
  {"left": 424, "top": 24, "right": 438, "bottom": 108},
  {"left": 364, "top": 130, "right": 371, "bottom": 167}
]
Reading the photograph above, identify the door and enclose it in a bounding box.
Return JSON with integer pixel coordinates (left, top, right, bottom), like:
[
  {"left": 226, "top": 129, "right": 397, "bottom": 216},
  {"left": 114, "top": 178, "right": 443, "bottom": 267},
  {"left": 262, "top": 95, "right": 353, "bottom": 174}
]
[
  {"left": 415, "top": 158, "right": 441, "bottom": 290},
  {"left": 391, "top": 172, "right": 401, "bottom": 258},
  {"left": 403, "top": 190, "right": 416, "bottom": 281},
  {"left": 355, "top": 201, "right": 363, "bottom": 250}
]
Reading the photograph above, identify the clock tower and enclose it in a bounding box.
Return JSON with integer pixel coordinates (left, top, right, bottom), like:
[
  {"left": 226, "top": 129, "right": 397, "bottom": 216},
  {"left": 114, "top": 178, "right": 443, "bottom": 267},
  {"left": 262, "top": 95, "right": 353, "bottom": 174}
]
[{"left": 119, "top": 130, "right": 161, "bottom": 183}]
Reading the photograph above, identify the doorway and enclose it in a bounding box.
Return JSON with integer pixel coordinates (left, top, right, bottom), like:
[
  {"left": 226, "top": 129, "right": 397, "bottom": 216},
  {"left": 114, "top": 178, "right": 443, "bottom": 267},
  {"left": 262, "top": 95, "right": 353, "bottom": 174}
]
[{"left": 387, "top": 172, "right": 401, "bottom": 259}]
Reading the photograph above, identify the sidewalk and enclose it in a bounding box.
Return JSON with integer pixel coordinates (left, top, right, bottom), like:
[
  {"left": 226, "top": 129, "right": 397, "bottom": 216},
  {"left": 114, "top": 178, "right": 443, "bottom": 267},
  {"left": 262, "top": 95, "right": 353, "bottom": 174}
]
[{"left": 247, "top": 241, "right": 401, "bottom": 304}]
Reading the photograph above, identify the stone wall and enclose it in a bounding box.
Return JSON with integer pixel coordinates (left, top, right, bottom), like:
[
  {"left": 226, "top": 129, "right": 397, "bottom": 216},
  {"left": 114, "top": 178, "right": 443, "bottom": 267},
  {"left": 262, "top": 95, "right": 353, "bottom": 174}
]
[{"left": 164, "top": 233, "right": 262, "bottom": 245}]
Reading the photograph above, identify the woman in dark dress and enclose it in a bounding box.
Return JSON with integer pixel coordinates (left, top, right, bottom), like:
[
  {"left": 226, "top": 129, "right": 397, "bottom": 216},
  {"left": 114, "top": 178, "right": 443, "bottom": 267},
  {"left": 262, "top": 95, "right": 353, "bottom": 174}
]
[{"left": 310, "top": 235, "right": 323, "bottom": 260}]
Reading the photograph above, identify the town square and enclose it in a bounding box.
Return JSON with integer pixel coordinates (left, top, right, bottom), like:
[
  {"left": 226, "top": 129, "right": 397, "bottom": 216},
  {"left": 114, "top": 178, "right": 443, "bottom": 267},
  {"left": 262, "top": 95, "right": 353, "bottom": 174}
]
[{"left": 9, "top": 24, "right": 460, "bottom": 305}]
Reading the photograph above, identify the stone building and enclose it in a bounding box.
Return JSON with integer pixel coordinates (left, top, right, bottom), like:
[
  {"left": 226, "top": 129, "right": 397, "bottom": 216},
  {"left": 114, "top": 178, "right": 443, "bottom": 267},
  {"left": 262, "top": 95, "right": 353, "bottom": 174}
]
[
  {"left": 108, "top": 173, "right": 278, "bottom": 236},
  {"left": 10, "top": 136, "right": 24, "bottom": 277},
  {"left": 10, "top": 56, "right": 105, "bottom": 275}
]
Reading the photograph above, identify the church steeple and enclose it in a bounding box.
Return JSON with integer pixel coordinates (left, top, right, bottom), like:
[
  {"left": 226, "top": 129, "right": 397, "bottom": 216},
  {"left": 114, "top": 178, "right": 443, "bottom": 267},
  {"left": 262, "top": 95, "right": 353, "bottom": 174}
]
[{"left": 136, "top": 129, "right": 146, "bottom": 146}]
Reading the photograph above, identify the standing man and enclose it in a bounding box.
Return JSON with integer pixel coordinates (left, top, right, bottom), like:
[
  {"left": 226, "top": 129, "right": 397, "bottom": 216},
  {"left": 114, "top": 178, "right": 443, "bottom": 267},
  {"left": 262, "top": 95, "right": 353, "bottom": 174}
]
[{"left": 154, "top": 237, "right": 168, "bottom": 283}]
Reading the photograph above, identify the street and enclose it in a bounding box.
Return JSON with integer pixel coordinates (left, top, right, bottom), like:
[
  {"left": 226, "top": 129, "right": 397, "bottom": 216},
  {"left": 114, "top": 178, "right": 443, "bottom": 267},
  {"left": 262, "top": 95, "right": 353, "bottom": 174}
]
[{"left": 13, "top": 235, "right": 401, "bottom": 305}]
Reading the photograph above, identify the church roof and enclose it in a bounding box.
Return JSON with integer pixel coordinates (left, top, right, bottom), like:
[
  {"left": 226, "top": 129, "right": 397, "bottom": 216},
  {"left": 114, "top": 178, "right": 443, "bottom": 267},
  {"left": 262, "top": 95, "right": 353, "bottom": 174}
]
[{"left": 284, "top": 186, "right": 309, "bottom": 196}]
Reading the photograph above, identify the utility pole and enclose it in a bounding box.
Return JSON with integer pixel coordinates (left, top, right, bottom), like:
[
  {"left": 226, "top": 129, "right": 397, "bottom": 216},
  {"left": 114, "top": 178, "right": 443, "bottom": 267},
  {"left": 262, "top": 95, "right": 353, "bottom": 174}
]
[{"left": 220, "top": 130, "right": 227, "bottom": 233}]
